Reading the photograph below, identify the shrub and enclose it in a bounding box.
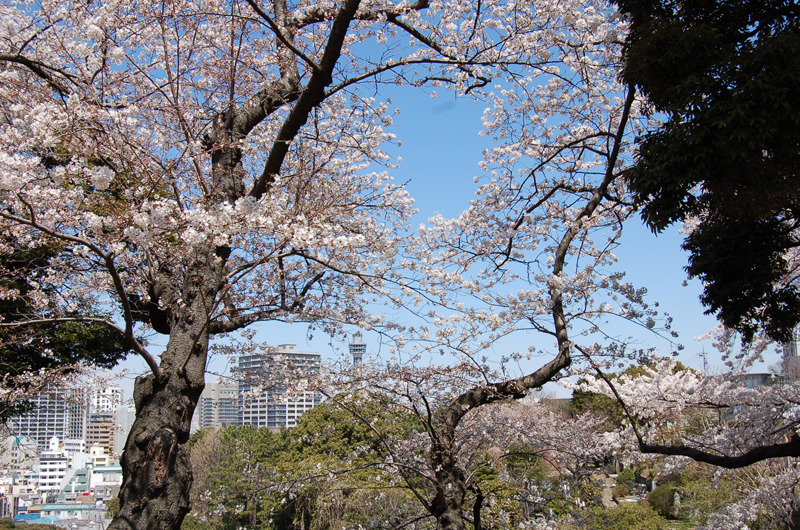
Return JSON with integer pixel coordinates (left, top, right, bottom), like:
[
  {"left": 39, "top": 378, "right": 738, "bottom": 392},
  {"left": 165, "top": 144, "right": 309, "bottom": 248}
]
[
  {"left": 617, "top": 467, "right": 636, "bottom": 485},
  {"left": 647, "top": 484, "right": 677, "bottom": 518},
  {"left": 612, "top": 484, "right": 631, "bottom": 499}
]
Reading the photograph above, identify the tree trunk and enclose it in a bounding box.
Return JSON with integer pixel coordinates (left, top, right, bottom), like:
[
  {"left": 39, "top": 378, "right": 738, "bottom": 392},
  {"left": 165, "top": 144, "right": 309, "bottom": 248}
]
[
  {"left": 471, "top": 484, "right": 484, "bottom": 530},
  {"left": 110, "top": 299, "right": 211, "bottom": 529},
  {"left": 430, "top": 436, "right": 468, "bottom": 530}
]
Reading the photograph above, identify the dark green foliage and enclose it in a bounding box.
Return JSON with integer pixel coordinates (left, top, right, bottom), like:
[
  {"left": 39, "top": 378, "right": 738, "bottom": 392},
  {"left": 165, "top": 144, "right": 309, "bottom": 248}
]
[
  {"left": 683, "top": 216, "right": 800, "bottom": 342},
  {"left": 645, "top": 464, "right": 743, "bottom": 524},
  {"left": 568, "top": 388, "right": 624, "bottom": 431},
  {"left": 0, "top": 240, "right": 130, "bottom": 419},
  {"left": 188, "top": 395, "right": 426, "bottom": 529},
  {"left": 504, "top": 446, "right": 549, "bottom": 483},
  {"left": 618, "top": 0, "right": 800, "bottom": 342},
  {"left": 647, "top": 483, "right": 677, "bottom": 518},
  {"left": 611, "top": 483, "right": 632, "bottom": 499},
  {"left": 106, "top": 496, "right": 121, "bottom": 518},
  {"left": 617, "top": 467, "right": 636, "bottom": 486},
  {"left": 614, "top": 468, "right": 637, "bottom": 498},
  {"left": 0, "top": 242, "right": 129, "bottom": 370},
  {"left": 291, "top": 393, "right": 422, "bottom": 459}
]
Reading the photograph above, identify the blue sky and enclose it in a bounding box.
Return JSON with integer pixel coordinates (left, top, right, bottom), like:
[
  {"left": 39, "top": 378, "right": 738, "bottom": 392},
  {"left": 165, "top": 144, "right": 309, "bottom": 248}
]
[{"left": 113, "top": 83, "right": 782, "bottom": 400}]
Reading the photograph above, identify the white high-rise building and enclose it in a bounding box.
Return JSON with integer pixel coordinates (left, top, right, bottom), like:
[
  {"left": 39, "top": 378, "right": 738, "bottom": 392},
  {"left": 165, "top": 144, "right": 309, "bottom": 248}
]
[
  {"left": 37, "top": 437, "right": 69, "bottom": 494},
  {"left": 236, "top": 344, "right": 321, "bottom": 430},
  {"left": 10, "top": 386, "right": 86, "bottom": 451},
  {"left": 349, "top": 332, "right": 366, "bottom": 365}
]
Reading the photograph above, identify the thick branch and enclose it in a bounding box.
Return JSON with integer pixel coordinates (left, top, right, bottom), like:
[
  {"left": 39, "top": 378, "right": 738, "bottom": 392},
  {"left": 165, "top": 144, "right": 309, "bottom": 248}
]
[
  {"left": 243, "top": 0, "right": 319, "bottom": 71},
  {"left": 0, "top": 210, "right": 161, "bottom": 378},
  {"left": 639, "top": 436, "right": 800, "bottom": 469},
  {"left": 583, "top": 346, "right": 800, "bottom": 469},
  {"left": 249, "top": 0, "right": 362, "bottom": 199},
  {"left": 0, "top": 53, "right": 73, "bottom": 95},
  {"left": 439, "top": 85, "right": 638, "bottom": 433}
]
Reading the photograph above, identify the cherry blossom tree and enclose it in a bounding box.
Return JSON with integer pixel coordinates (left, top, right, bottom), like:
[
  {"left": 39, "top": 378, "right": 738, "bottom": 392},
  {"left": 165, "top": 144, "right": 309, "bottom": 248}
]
[
  {"left": 575, "top": 356, "right": 800, "bottom": 468},
  {"left": 1, "top": 0, "right": 730, "bottom": 528},
  {"left": 377, "top": 12, "right": 654, "bottom": 530},
  {"left": 569, "top": 351, "right": 800, "bottom": 527},
  {"left": 0, "top": 0, "right": 555, "bottom": 526},
  {"left": 314, "top": 365, "right": 615, "bottom": 529},
  {"left": 301, "top": 1, "right": 666, "bottom": 525}
]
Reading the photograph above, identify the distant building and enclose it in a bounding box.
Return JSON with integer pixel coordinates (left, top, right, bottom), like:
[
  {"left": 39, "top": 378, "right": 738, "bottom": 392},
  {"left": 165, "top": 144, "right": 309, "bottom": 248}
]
[
  {"left": 236, "top": 344, "right": 322, "bottom": 430},
  {"left": 61, "top": 467, "right": 90, "bottom": 498},
  {"left": 734, "top": 373, "right": 776, "bottom": 388},
  {"left": 782, "top": 328, "right": 800, "bottom": 381},
  {"left": 10, "top": 386, "right": 86, "bottom": 451},
  {"left": 37, "top": 438, "right": 68, "bottom": 495},
  {"left": 88, "top": 444, "right": 113, "bottom": 467},
  {"left": 349, "top": 332, "right": 366, "bottom": 365},
  {"left": 89, "top": 387, "right": 123, "bottom": 415},
  {"left": 0, "top": 436, "right": 38, "bottom": 471},
  {"left": 86, "top": 413, "right": 116, "bottom": 461},
  {"left": 62, "top": 438, "right": 85, "bottom": 456},
  {"left": 114, "top": 405, "right": 136, "bottom": 457},
  {"left": 89, "top": 464, "right": 123, "bottom": 492},
  {"left": 196, "top": 380, "right": 240, "bottom": 430}
]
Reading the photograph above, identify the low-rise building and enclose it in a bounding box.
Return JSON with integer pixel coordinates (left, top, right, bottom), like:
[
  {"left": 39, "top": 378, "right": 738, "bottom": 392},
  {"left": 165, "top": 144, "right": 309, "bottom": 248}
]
[{"left": 38, "top": 437, "right": 69, "bottom": 497}]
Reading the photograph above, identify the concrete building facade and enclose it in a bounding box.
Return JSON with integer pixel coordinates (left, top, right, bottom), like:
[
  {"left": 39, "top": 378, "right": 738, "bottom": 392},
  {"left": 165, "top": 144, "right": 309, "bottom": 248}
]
[
  {"left": 196, "top": 380, "right": 240, "bottom": 430},
  {"left": 10, "top": 386, "right": 86, "bottom": 450},
  {"left": 86, "top": 413, "right": 116, "bottom": 461},
  {"left": 89, "top": 387, "right": 123, "bottom": 415},
  {"left": 236, "top": 344, "right": 321, "bottom": 430}
]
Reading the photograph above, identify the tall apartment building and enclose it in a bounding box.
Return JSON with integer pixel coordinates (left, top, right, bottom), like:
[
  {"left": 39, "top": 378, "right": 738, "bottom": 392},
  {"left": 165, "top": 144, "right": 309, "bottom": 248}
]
[
  {"left": 38, "top": 437, "right": 69, "bottom": 495},
  {"left": 10, "top": 386, "right": 86, "bottom": 451},
  {"left": 349, "top": 332, "right": 366, "bottom": 365},
  {"left": 236, "top": 344, "right": 321, "bottom": 430},
  {"left": 196, "top": 380, "right": 240, "bottom": 429}
]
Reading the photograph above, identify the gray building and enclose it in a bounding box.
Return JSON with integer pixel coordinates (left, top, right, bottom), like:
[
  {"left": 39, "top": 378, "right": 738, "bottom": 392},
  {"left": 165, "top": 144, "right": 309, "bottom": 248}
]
[
  {"left": 113, "top": 405, "right": 136, "bottom": 457},
  {"left": 782, "top": 328, "right": 800, "bottom": 381},
  {"left": 196, "top": 380, "right": 240, "bottom": 429},
  {"left": 9, "top": 386, "right": 86, "bottom": 451},
  {"left": 236, "top": 344, "right": 321, "bottom": 430}
]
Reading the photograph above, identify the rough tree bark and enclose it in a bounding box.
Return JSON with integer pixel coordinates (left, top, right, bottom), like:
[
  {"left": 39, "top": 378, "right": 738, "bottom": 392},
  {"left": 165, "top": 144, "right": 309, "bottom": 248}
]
[{"left": 110, "top": 262, "right": 220, "bottom": 528}]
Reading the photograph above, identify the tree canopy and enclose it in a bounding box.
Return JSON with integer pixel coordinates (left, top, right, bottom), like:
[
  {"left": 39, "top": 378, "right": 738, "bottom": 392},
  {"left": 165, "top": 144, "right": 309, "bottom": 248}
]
[
  {"left": 0, "top": 239, "right": 129, "bottom": 419},
  {"left": 618, "top": 0, "right": 800, "bottom": 342}
]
